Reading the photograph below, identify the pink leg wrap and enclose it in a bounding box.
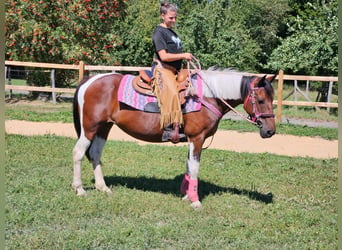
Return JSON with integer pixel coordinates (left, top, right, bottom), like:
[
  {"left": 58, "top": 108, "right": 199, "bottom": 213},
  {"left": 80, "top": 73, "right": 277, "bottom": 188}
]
[
  {"left": 187, "top": 178, "right": 199, "bottom": 202},
  {"left": 180, "top": 174, "right": 190, "bottom": 195}
]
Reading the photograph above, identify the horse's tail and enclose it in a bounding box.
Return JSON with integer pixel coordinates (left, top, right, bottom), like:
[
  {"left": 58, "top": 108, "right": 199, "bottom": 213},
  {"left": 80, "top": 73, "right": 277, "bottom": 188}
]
[
  {"left": 73, "top": 85, "right": 82, "bottom": 139},
  {"left": 73, "top": 77, "right": 90, "bottom": 138}
]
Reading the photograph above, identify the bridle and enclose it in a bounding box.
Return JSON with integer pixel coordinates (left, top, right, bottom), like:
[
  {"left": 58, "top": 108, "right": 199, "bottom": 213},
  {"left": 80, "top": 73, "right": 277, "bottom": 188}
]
[{"left": 242, "top": 78, "right": 275, "bottom": 128}]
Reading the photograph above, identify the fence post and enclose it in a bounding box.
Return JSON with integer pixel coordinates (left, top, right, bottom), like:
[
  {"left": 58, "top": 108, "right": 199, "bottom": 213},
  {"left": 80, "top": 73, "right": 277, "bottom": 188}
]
[
  {"left": 7, "top": 67, "right": 12, "bottom": 99},
  {"left": 327, "top": 81, "right": 333, "bottom": 112},
  {"left": 51, "top": 69, "right": 56, "bottom": 104},
  {"left": 275, "top": 70, "right": 284, "bottom": 123},
  {"left": 78, "top": 61, "right": 85, "bottom": 84}
]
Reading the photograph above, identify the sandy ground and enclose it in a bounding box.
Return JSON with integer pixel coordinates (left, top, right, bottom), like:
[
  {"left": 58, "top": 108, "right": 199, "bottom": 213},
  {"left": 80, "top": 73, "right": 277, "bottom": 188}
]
[{"left": 5, "top": 120, "right": 337, "bottom": 159}]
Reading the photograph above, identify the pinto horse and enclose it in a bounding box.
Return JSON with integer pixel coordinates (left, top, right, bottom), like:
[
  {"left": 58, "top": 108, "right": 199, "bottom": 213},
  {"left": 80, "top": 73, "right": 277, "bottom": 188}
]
[{"left": 72, "top": 69, "right": 276, "bottom": 209}]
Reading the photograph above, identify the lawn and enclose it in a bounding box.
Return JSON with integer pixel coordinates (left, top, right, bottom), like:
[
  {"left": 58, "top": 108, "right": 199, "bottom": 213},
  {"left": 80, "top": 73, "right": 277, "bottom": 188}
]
[{"left": 5, "top": 135, "right": 337, "bottom": 249}]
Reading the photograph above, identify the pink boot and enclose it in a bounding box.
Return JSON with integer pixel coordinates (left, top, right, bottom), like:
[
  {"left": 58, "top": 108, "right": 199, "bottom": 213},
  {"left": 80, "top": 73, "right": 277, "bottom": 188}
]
[
  {"left": 187, "top": 178, "right": 199, "bottom": 202},
  {"left": 180, "top": 174, "right": 190, "bottom": 195}
]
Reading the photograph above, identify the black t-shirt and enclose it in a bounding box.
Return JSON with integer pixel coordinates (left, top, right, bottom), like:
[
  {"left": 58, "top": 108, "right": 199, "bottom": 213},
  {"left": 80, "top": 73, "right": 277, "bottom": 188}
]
[{"left": 152, "top": 25, "right": 183, "bottom": 70}]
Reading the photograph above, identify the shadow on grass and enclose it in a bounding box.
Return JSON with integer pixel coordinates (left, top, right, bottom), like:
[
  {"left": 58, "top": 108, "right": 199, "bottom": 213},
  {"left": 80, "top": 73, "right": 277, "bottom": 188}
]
[{"left": 102, "top": 174, "right": 273, "bottom": 204}]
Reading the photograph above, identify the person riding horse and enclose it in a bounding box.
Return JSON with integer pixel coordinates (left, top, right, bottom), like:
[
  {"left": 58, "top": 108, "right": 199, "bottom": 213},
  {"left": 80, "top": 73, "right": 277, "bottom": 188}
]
[{"left": 152, "top": 2, "right": 193, "bottom": 143}]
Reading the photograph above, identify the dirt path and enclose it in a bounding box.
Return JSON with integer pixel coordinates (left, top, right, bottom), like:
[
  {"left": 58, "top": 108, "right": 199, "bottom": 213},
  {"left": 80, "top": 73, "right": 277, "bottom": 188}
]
[{"left": 5, "top": 120, "right": 337, "bottom": 159}]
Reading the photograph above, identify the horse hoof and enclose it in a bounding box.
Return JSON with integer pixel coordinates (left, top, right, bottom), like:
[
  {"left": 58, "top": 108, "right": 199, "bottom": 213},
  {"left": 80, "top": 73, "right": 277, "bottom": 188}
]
[
  {"left": 105, "top": 189, "right": 113, "bottom": 196},
  {"left": 95, "top": 185, "right": 112, "bottom": 195},
  {"left": 76, "top": 188, "right": 87, "bottom": 197},
  {"left": 190, "top": 201, "right": 202, "bottom": 210},
  {"left": 72, "top": 184, "right": 87, "bottom": 197}
]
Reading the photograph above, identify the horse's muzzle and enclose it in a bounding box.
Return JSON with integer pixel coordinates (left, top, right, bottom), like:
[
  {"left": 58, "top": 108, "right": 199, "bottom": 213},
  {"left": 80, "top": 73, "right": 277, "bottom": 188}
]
[{"left": 259, "top": 126, "right": 276, "bottom": 138}]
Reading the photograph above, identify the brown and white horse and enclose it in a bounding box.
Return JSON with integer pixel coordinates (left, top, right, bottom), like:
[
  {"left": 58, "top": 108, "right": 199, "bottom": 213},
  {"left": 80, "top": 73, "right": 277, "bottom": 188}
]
[{"left": 72, "top": 69, "right": 276, "bottom": 209}]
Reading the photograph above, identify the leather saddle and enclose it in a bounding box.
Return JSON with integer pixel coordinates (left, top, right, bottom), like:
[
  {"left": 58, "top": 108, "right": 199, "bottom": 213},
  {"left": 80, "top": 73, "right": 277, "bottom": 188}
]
[{"left": 132, "top": 68, "right": 190, "bottom": 105}]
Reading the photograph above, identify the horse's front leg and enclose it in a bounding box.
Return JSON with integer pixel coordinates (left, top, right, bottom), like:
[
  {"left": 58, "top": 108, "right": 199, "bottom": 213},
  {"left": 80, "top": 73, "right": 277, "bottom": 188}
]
[{"left": 181, "top": 140, "right": 202, "bottom": 209}]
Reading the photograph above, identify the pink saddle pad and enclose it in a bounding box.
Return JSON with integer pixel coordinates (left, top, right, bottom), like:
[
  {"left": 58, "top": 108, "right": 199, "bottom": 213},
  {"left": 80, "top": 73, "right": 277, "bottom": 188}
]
[{"left": 118, "top": 74, "right": 203, "bottom": 113}]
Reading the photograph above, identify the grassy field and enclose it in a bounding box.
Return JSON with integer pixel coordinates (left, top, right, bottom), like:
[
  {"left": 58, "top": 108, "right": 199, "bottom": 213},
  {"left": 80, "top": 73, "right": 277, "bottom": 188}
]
[
  {"left": 5, "top": 134, "right": 337, "bottom": 248},
  {"left": 4, "top": 95, "right": 338, "bottom": 248}
]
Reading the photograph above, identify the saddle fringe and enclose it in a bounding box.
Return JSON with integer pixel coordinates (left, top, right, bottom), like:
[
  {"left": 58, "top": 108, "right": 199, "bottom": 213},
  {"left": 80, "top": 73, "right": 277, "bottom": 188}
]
[{"left": 159, "top": 110, "right": 184, "bottom": 129}]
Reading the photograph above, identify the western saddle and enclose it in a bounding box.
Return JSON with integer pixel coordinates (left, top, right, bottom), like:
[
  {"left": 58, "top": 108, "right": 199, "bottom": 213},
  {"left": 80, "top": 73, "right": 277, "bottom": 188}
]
[{"left": 132, "top": 67, "right": 190, "bottom": 105}]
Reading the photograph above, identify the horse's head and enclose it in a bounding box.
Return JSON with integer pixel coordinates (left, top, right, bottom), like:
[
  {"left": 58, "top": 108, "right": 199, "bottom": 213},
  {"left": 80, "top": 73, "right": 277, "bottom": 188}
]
[{"left": 243, "top": 75, "right": 276, "bottom": 138}]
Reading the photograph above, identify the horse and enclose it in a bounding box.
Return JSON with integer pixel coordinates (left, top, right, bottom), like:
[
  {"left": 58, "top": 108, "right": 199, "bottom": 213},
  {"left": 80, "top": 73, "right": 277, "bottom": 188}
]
[{"left": 72, "top": 67, "right": 276, "bottom": 209}]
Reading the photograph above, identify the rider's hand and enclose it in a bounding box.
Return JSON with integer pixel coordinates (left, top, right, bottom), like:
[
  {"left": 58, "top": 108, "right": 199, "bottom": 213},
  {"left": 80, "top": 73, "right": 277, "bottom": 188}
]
[{"left": 183, "top": 53, "right": 193, "bottom": 61}]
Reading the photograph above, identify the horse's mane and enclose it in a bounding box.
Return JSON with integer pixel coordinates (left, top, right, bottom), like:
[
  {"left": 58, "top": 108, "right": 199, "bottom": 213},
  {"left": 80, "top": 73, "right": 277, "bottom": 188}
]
[
  {"left": 200, "top": 67, "right": 247, "bottom": 100},
  {"left": 206, "top": 66, "right": 247, "bottom": 74},
  {"left": 200, "top": 67, "right": 274, "bottom": 100}
]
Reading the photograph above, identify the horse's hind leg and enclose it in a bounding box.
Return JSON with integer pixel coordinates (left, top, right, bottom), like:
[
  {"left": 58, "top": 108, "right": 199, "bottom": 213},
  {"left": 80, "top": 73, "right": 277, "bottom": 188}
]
[
  {"left": 72, "top": 135, "right": 91, "bottom": 196},
  {"left": 89, "top": 123, "right": 113, "bottom": 194}
]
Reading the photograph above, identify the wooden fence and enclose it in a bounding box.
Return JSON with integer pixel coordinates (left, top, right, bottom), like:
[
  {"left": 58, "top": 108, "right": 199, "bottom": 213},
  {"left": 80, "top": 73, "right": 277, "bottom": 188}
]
[{"left": 5, "top": 60, "right": 338, "bottom": 123}]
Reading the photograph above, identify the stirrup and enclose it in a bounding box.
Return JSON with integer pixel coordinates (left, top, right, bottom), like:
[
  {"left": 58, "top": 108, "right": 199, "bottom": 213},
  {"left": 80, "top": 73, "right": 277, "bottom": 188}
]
[
  {"left": 171, "top": 123, "right": 180, "bottom": 143},
  {"left": 161, "top": 124, "right": 186, "bottom": 143}
]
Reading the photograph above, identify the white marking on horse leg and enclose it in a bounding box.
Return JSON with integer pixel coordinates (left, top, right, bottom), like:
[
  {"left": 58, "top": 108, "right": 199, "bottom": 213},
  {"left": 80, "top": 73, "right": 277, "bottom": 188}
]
[
  {"left": 94, "top": 164, "right": 112, "bottom": 194},
  {"left": 183, "top": 142, "right": 202, "bottom": 208},
  {"left": 187, "top": 142, "right": 200, "bottom": 179},
  {"left": 89, "top": 135, "right": 112, "bottom": 194},
  {"left": 72, "top": 135, "right": 90, "bottom": 196}
]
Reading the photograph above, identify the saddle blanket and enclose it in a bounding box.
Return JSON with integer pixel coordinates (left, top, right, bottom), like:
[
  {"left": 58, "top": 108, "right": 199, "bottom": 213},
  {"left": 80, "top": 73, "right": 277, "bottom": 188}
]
[{"left": 118, "top": 74, "right": 203, "bottom": 113}]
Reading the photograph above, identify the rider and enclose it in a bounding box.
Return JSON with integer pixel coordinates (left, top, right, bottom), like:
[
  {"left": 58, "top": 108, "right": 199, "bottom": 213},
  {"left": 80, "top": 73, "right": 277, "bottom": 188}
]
[{"left": 152, "top": 1, "right": 193, "bottom": 143}]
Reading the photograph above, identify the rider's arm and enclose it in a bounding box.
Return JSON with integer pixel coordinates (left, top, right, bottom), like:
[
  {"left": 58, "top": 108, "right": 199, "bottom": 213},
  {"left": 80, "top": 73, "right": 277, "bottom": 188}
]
[{"left": 157, "top": 49, "right": 193, "bottom": 62}]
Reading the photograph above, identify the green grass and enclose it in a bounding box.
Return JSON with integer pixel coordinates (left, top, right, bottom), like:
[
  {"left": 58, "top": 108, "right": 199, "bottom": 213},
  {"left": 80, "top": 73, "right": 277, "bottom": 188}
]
[
  {"left": 5, "top": 99, "right": 74, "bottom": 123},
  {"left": 5, "top": 135, "right": 337, "bottom": 248},
  {"left": 218, "top": 119, "right": 338, "bottom": 140},
  {"left": 279, "top": 106, "right": 338, "bottom": 122},
  {"left": 7, "top": 79, "right": 27, "bottom": 86}
]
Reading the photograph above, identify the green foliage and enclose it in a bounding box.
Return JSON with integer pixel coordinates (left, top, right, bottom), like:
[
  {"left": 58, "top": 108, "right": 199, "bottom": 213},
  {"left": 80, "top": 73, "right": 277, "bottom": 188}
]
[
  {"left": 176, "top": 0, "right": 289, "bottom": 71},
  {"left": 6, "top": 0, "right": 128, "bottom": 87},
  {"left": 223, "top": 0, "right": 290, "bottom": 66},
  {"left": 113, "top": 0, "right": 160, "bottom": 66},
  {"left": 5, "top": 0, "right": 338, "bottom": 79},
  {"left": 5, "top": 0, "right": 127, "bottom": 65},
  {"left": 175, "top": 1, "right": 259, "bottom": 70},
  {"left": 266, "top": 1, "right": 337, "bottom": 75}
]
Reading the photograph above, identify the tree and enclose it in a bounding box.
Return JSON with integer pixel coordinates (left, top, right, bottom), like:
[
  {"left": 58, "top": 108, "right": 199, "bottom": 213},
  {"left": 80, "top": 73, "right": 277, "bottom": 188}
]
[
  {"left": 5, "top": 0, "right": 128, "bottom": 87},
  {"left": 5, "top": 0, "right": 337, "bottom": 80},
  {"left": 113, "top": 0, "right": 160, "bottom": 67},
  {"left": 5, "top": 0, "right": 127, "bottom": 65},
  {"left": 266, "top": 1, "right": 337, "bottom": 76}
]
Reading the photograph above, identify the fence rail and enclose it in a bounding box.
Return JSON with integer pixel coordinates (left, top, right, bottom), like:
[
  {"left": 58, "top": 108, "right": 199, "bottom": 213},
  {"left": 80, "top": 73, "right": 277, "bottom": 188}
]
[
  {"left": 5, "top": 60, "right": 338, "bottom": 123},
  {"left": 5, "top": 84, "right": 75, "bottom": 94}
]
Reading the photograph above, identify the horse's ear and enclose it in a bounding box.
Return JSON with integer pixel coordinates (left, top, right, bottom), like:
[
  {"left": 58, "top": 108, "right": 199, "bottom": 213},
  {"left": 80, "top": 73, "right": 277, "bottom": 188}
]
[
  {"left": 256, "top": 75, "right": 267, "bottom": 87},
  {"left": 266, "top": 74, "right": 277, "bottom": 83}
]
